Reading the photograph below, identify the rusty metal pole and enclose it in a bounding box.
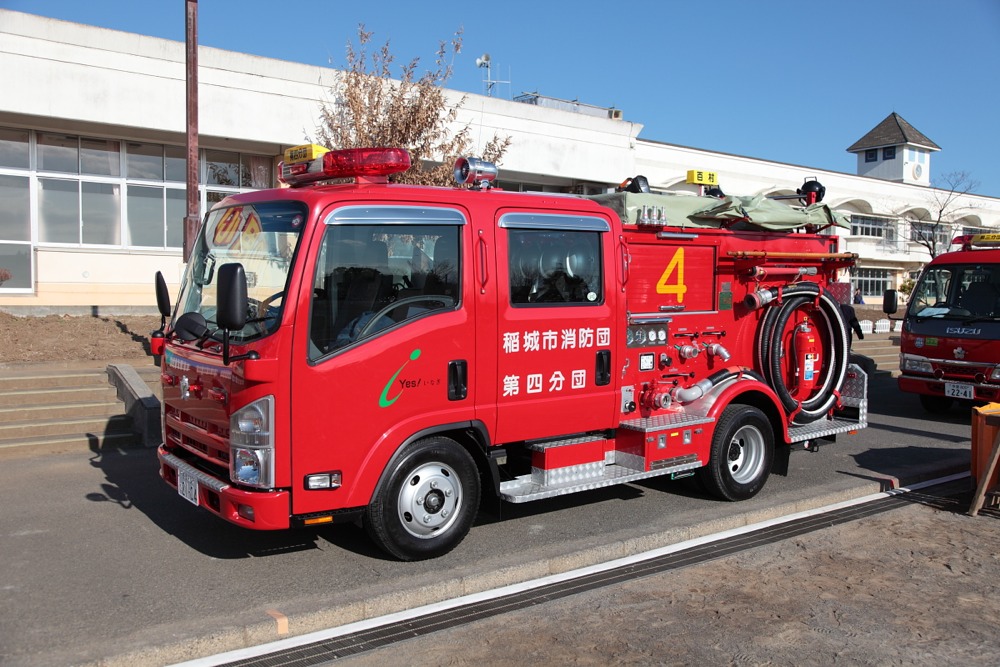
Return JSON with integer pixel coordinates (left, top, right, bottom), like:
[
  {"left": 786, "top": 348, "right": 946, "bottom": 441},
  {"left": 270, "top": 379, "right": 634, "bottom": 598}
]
[{"left": 183, "top": 0, "right": 199, "bottom": 262}]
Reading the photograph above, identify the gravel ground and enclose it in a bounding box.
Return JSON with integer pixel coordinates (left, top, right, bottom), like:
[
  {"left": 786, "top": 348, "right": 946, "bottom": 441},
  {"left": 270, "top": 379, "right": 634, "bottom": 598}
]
[
  {"left": 0, "top": 312, "right": 160, "bottom": 363},
  {"left": 337, "top": 487, "right": 1000, "bottom": 666}
]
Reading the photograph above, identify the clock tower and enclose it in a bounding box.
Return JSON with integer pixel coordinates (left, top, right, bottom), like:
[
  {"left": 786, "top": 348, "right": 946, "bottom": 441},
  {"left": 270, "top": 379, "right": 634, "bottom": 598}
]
[{"left": 847, "top": 112, "right": 940, "bottom": 186}]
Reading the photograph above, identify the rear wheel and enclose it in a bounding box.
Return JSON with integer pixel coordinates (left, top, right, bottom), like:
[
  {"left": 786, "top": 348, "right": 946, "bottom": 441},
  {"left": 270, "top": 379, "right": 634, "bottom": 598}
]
[
  {"left": 698, "top": 404, "right": 774, "bottom": 501},
  {"left": 365, "top": 436, "right": 480, "bottom": 561},
  {"left": 919, "top": 394, "right": 954, "bottom": 414}
]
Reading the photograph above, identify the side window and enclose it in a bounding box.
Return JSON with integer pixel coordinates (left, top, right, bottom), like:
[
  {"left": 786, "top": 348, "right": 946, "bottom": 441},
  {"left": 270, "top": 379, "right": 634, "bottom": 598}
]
[
  {"left": 508, "top": 229, "right": 602, "bottom": 306},
  {"left": 309, "top": 222, "right": 460, "bottom": 359}
]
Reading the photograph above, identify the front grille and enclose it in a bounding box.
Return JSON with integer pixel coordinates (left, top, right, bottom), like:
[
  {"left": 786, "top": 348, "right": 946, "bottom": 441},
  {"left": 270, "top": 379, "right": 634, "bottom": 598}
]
[
  {"left": 164, "top": 404, "right": 230, "bottom": 471},
  {"left": 935, "top": 362, "right": 986, "bottom": 379}
]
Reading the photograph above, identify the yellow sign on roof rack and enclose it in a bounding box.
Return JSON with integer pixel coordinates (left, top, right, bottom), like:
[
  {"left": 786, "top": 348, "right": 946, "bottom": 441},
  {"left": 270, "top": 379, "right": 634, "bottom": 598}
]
[{"left": 283, "top": 144, "right": 329, "bottom": 164}]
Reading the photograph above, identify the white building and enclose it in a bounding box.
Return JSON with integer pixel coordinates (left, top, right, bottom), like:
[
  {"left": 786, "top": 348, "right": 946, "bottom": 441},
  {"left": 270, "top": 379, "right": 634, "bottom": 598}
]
[{"left": 1, "top": 9, "right": 998, "bottom": 313}]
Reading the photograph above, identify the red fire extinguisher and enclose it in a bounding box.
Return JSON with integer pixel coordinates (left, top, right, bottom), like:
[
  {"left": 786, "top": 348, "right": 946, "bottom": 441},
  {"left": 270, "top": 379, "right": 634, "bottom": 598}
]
[{"left": 793, "top": 319, "right": 820, "bottom": 401}]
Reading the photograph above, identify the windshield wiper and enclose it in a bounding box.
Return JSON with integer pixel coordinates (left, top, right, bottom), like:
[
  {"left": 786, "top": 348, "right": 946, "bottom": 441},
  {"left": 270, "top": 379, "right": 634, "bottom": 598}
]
[{"left": 962, "top": 315, "right": 1000, "bottom": 325}]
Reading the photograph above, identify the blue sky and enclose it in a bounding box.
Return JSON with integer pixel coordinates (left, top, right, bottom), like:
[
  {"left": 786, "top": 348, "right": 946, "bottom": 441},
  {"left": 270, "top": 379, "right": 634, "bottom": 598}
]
[{"left": 4, "top": 0, "right": 1000, "bottom": 197}]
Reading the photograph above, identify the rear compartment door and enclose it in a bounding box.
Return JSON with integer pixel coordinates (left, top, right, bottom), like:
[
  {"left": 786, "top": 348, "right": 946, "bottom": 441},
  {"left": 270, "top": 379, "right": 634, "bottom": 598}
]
[{"left": 482, "top": 210, "right": 618, "bottom": 444}]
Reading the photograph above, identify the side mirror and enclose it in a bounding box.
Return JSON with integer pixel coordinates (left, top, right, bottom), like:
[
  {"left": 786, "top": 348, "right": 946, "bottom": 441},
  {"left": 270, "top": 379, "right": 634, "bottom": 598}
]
[
  {"left": 883, "top": 289, "right": 898, "bottom": 315},
  {"left": 216, "top": 263, "right": 248, "bottom": 331},
  {"left": 154, "top": 271, "right": 171, "bottom": 319}
]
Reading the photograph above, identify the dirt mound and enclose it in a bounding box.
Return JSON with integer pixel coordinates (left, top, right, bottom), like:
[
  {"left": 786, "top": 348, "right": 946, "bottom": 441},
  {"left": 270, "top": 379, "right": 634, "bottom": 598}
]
[{"left": 0, "top": 312, "right": 163, "bottom": 363}]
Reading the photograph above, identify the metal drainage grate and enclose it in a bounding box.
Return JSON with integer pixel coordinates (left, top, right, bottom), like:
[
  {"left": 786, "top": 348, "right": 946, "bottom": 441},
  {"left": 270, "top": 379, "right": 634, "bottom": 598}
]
[{"left": 219, "top": 484, "right": 963, "bottom": 667}]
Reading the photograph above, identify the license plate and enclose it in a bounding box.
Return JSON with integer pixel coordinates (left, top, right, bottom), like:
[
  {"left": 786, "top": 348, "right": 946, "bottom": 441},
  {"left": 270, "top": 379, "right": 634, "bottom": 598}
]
[
  {"left": 177, "top": 468, "right": 200, "bottom": 506},
  {"left": 944, "top": 382, "right": 975, "bottom": 400}
]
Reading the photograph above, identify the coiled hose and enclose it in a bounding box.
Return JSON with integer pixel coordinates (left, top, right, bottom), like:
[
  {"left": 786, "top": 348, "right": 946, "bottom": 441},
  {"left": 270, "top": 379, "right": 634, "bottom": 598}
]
[{"left": 753, "top": 282, "right": 850, "bottom": 424}]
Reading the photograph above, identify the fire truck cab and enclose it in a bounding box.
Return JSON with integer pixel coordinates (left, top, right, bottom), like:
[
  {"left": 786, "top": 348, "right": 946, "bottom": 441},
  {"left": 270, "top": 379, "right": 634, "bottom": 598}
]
[
  {"left": 885, "top": 233, "right": 1000, "bottom": 413},
  {"left": 153, "top": 146, "right": 868, "bottom": 560}
]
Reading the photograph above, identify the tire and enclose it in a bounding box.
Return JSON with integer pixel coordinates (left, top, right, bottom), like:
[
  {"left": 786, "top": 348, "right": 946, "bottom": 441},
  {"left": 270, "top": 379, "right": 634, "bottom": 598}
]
[
  {"left": 919, "top": 394, "right": 954, "bottom": 414},
  {"left": 365, "top": 436, "right": 481, "bottom": 561},
  {"left": 698, "top": 404, "right": 774, "bottom": 501}
]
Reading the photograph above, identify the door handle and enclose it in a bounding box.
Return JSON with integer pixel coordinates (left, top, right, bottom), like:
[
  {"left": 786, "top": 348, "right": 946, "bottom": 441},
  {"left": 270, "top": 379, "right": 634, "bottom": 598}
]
[
  {"left": 478, "top": 231, "right": 489, "bottom": 294},
  {"left": 596, "top": 350, "right": 611, "bottom": 386},
  {"left": 448, "top": 360, "right": 468, "bottom": 401}
]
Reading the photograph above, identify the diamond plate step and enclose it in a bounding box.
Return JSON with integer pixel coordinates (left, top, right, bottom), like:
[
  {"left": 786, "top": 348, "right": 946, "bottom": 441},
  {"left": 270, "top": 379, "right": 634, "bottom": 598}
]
[{"left": 500, "top": 453, "right": 701, "bottom": 503}]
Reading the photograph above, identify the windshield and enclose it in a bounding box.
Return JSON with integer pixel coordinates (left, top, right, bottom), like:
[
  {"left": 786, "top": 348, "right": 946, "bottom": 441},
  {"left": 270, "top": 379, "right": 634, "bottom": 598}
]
[
  {"left": 174, "top": 201, "right": 306, "bottom": 342},
  {"left": 907, "top": 264, "right": 1000, "bottom": 321}
]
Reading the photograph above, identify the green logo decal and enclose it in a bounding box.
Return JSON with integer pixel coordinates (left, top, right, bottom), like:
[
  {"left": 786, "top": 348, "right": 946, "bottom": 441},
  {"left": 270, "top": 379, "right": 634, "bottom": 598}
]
[{"left": 379, "top": 349, "right": 421, "bottom": 408}]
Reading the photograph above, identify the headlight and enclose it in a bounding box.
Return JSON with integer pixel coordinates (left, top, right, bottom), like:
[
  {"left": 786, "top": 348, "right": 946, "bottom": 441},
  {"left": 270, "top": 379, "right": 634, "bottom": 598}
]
[
  {"left": 901, "top": 354, "right": 933, "bottom": 374},
  {"left": 991, "top": 366, "right": 1000, "bottom": 382},
  {"left": 230, "top": 396, "right": 275, "bottom": 488},
  {"left": 232, "top": 447, "right": 273, "bottom": 487}
]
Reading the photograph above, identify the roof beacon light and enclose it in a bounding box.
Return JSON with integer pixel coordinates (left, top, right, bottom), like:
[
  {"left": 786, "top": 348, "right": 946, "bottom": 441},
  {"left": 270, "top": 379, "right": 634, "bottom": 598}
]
[
  {"left": 954, "top": 233, "right": 1000, "bottom": 251},
  {"left": 454, "top": 157, "right": 498, "bottom": 189},
  {"left": 278, "top": 145, "right": 411, "bottom": 187}
]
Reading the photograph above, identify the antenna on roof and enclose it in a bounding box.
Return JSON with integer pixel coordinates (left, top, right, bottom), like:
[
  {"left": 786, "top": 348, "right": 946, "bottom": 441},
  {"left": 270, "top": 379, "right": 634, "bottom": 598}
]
[{"left": 476, "top": 53, "right": 509, "bottom": 97}]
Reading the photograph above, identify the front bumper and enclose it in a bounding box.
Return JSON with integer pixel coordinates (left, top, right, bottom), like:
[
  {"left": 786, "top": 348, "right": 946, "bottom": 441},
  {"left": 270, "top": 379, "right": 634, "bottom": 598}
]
[
  {"left": 158, "top": 445, "right": 291, "bottom": 530},
  {"left": 898, "top": 375, "right": 1000, "bottom": 403}
]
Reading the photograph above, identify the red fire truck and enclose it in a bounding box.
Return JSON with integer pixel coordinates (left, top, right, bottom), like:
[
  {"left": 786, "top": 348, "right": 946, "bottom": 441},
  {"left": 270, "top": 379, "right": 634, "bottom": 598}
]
[
  {"left": 151, "top": 145, "right": 867, "bottom": 560},
  {"left": 884, "top": 233, "right": 1000, "bottom": 413}
]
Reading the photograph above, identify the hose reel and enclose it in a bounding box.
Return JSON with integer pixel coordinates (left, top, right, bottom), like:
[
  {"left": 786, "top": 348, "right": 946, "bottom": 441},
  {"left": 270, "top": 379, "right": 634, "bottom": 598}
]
[{"left": 751, "top": 282, "right": 850, "bottom": 424}]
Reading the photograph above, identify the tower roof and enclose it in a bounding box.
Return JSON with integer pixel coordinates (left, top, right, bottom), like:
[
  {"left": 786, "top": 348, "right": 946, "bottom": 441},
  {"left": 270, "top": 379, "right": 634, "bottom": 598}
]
[{"left": 847, "top": 112, "right": 941, "bottom": 153}]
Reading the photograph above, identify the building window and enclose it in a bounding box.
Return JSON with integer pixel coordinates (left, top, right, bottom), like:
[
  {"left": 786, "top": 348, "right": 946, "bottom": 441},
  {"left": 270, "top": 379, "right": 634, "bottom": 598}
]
[
  {"left": 126, "top": 142, "right": 166, "bottom": 180},
  {"left": 127, "top": 185, "right": 168, "bottom": 247},
  {"left": 37, "top": 133, "right": 80, "bottom": 173},
  {"left": 81, "top": 138, "right": 121, "bottom": 177},
  {"left": 81, "top": 182, "right": 121, "bottom": 245},
  {"left": 0, "top": 128, "right": 29, "bottom": 169},
  {"left": 0, "top": 243, "right": 31, "bottom": 290},
  {"left": 864, "top": 149, "right": 878, "bottom": 163},
  {"left": 0, "top": 175, "right": 30, "bottom": 241},
  {"left": 909, "top": 221, "right": 951, "bottom": 247},
  {"left": 38, "top": 178, "right": 80, "bottom": 243},
  {"left": 882, "top": 146, "right": 896, "bottom": 160},
  {"left": 0, "top": 171, "right": 31, "bottom": 291},
  {"left": 0, "top": 126, "right": 276, "bottom": 262},
  {"left": 850, "top": 214, "right": 896, "bottom": 240},
  {"left": 853, "top": 268, "right": 891, "bottom": 298}
]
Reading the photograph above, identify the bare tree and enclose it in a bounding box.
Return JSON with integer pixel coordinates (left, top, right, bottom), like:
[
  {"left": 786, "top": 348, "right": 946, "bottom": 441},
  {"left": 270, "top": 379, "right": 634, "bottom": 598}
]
[
  {"left": 905, "top": 171, "right": 981, "bottom": 259},
  {"left": 315, "top": 26, "right": 510, "bottom": 187}
]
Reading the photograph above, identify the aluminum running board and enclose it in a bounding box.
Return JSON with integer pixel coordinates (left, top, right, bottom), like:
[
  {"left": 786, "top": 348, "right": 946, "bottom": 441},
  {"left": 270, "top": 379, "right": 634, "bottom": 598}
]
[
  {"left": 499, "top": 454, "right": 701, "bottom": 503},
  {"left": 788, "top": 415, "right": 864, "bottom": 443},
  {"left": 788, "top": 364, "right": 869, "bottom": 443}
]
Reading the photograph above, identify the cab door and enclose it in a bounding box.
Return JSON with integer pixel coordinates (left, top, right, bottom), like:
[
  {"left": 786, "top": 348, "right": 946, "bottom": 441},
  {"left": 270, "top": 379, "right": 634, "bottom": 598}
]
[
  {"left": 289, "top": 204, "right": 477, "bottom": 513},
  {"left": 483, "top": 210, "right": 618, "bottom": 444}
]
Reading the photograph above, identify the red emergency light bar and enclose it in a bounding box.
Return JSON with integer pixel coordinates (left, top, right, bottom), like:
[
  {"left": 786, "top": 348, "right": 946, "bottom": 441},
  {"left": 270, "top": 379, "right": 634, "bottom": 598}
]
[
  {"left": 278, "top": 146, "right": 411, "bottom": 187},
  {"left": 952, "top": 233, "right": 1000, "bottom": 251}
]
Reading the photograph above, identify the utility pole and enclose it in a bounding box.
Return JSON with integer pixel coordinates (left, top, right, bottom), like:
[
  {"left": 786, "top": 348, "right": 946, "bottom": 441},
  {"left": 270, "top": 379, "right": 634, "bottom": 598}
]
[{"left": 183, "top": 0, "right": 199, "bottom": 262}]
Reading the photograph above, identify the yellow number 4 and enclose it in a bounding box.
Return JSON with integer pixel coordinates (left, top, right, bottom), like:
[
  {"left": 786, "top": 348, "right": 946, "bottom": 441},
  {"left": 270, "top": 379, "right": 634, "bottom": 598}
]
[{"left": 656, "top": 248, "right": 687, "bottom": 302}]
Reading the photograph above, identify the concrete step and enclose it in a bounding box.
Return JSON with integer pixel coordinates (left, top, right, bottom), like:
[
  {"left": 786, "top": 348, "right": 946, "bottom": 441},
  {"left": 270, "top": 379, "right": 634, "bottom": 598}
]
[
  {"left": 0, "top": 370, "right": 112, "bottom": 392},
  {"left": 0, "top": 400, "right": 126, "bottom": 424},
  {"left": 0, "top": 414, "right": 134, "bottom": 441},
  {"left": 0, "top": 385, "right": 119, "bottom": 407},
  {"left": 0, "top": 361, "right": 160, "bottom": 454},
  {"left": 0, "top": 430, "right": 139, "bottom": 457},
  {"left": 852, "top": 333, "right": 900, "bottom": 375}
]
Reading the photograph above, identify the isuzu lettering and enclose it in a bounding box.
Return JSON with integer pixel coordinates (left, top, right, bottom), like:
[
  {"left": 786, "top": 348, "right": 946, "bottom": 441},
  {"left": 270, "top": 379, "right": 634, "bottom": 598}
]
[{"left": 151, "top": 145, "right": 868, "bottom": 560}]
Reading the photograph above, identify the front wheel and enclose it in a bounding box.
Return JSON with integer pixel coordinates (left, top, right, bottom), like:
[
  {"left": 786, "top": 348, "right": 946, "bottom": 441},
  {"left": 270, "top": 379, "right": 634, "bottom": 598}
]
[
  {"left": 365, "top": 436, "right": 480, "bottom": 561},
  {"left": 698, "top": 404, "right": 774, "bottom": 501}
]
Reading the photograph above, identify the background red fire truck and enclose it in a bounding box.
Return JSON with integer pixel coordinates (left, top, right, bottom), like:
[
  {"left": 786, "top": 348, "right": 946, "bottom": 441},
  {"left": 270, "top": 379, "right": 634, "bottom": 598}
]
[
  {"left": 151, "top": 146, "right": 868, "bottom": 560},
  {"left": 884, "top": 233, "right": 1000, "bottom": 413}
]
